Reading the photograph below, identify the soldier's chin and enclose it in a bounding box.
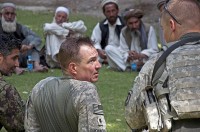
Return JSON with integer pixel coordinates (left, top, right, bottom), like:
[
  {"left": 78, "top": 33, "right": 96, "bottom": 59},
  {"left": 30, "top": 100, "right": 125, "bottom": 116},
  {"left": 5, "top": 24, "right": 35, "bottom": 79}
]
[{"left": 92, "top": 77, "right": 99, "bottom": 83}]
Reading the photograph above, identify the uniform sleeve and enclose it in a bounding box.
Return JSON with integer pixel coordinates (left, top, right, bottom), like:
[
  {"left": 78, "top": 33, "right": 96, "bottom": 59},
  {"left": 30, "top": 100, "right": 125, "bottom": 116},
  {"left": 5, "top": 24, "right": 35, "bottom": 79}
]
[
  {"left": 91, "top": 23, "right": 103, "bottom": 50},
  {"left": 125, "top": 56, "right": 158, "bottom": 129},
  {"left": 124, "top": 74, "right": 147, "bottom": 129},
  {"left": 21, "top": 24, "right": 42, "bottom": 50},
  {"left": 24, "top": 94, "right": 41, "bottom": 132},
  {"left": 141, "top": 26, "right": 159, "bottom": 57},
  {"left": 77, "top": 83, "right": 106, "bottom": 132},
  {"left": 0, "top": 83, "right": 25, "bottom": 131}
]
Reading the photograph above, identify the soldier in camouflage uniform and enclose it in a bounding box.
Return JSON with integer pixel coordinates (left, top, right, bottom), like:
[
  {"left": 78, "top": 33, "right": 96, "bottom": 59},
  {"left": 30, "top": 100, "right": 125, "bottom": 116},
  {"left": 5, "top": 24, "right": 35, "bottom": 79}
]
[
  {"left": 25, "top": 37, "right": 106, "bottom": 132},
  {"left": 0, "top": 34, "right": 25, "bottom": 131},
  {"left": 125, "top": 0, "right": 200, "bottom": 131}
]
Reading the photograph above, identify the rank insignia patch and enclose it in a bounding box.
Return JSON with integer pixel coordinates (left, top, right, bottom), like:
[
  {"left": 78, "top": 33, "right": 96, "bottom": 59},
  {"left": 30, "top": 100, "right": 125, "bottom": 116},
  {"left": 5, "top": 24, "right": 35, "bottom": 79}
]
[{"left": 93, "top": 104, "right": 104, "bottom": 115}]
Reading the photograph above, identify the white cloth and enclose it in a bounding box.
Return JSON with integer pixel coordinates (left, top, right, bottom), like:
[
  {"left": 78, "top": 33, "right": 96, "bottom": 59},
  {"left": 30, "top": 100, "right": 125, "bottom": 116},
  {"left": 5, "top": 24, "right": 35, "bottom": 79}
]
[
  {"left": 101, "top": 0, "right": 118, "bottom": 7},
  {"left": 44, "top": 20, "right": 87, "bottom": 67},
  {"left": 2, "top": 2, "right": 16, "bottom": 9},
  {"left": 91, "top": 18, "right": 122, "bottom": 50},
  {"left": 55, "top": 6, "right": 69, "bottom": 16},
  {"left": 105, "top": 26, "right": 159, "bottom": 71}
]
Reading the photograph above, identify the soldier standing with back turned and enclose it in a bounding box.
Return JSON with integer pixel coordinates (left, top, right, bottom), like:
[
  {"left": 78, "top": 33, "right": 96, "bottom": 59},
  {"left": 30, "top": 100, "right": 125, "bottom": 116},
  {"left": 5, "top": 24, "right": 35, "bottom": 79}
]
[{"left": 125, "top": 0, "right": 200, "bottom": 131}]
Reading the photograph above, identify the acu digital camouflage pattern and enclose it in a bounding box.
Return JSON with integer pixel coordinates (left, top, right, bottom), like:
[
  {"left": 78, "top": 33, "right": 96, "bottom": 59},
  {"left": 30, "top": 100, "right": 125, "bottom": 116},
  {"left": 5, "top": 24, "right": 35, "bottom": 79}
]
[
  {"left": 125, "top": 39, "right": 200, "bottom": 130},
  {"left": 25, "top": 77, "right": 106, "bottom": 132},
  {"left": 166, "top": 42, "right": 200, "bottom": 119},
  {"left": 125, "top": 52, "right": 161, "bottom": 130},
  {"left": 0, "top": 77, "right": 25, "bottom": 132}
]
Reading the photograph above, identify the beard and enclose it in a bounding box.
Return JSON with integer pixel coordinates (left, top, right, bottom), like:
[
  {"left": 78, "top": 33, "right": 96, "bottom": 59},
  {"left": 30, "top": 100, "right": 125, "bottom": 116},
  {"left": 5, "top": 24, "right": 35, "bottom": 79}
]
[
  {"left": 108, "top": 16, "right": 117, "bottom": 25},
  {"left": 1, "top": 16, "right": 17, "bottom": 33},
  {"left": 0, "top": 69, "right": 12, "bottom": 76}
]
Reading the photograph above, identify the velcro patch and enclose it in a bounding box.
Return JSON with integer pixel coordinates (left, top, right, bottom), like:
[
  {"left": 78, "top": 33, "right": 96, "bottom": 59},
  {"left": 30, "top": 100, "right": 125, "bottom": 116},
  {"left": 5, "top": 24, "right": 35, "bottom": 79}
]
[{"left": 93, "top": 104, "right": 104, "bottom": 115}]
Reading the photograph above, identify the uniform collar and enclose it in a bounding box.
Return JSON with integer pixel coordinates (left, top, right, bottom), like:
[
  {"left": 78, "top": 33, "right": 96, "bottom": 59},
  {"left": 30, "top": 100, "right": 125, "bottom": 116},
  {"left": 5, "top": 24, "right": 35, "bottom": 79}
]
[
  {"left": 62, "top": 74, "right": 72, "bottom": 79},
  {"left": 162, "top": 41, "right": 177, "bottom": 51},
  {"left": 180, "top": 32, "right": 200, "bottom": 40},
  {"left": 163, "top": 32, "right": 200, "bottom": 50}
]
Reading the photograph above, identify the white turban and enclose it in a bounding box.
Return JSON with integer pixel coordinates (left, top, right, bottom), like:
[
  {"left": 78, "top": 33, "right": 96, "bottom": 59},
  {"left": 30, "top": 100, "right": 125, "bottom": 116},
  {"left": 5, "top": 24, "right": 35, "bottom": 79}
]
[
  {"left": 101, "top": 0, "right": 118, "bottom": 8},
  {"left": 1, "top": 3, "right": 16, "bottom": 9},
  {"left": 55, "top": 6, "right": 69, "bottom": 16}
]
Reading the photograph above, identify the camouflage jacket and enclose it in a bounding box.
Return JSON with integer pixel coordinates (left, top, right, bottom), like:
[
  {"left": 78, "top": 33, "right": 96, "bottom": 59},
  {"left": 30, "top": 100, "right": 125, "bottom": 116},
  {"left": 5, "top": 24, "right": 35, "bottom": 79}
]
[
  {"left": 125, "top": 33, "right": 200, "bottom": 130},
  {"left": 0, "top": 77, "right": 25, "bottom": 132},
  {"left": 25, "top": 76, "right": 106, "bottom": 132}
]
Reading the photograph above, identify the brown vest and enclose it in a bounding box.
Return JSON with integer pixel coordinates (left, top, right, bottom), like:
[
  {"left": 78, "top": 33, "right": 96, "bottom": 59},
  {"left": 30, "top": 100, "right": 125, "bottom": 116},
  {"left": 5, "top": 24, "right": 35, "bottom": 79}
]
[{"left": 121, "top": 23, "right": 150, "bottom": 50}]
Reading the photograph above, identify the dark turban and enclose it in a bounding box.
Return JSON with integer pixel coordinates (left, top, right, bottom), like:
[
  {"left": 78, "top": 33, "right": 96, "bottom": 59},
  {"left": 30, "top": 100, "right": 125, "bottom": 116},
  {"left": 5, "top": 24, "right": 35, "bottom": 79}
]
[{"left": 123, "top": 9, "right": 144, "bottom": 22}]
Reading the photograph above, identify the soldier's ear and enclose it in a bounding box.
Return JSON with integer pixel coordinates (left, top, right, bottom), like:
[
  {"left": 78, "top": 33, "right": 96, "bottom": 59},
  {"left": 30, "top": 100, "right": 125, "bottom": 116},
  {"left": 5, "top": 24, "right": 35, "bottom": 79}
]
[
  {"left": 169, "top": 19, "right": 176, "bottom": 32},
  {"left": 68, "top": 62, "right": 77, "bottom": 76}
]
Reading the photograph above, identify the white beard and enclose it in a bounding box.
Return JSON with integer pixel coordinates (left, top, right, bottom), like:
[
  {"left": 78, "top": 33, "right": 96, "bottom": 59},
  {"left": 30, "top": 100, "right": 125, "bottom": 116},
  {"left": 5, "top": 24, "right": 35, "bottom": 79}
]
[{"left": 1, "top": 16, "right": 17, "bottom": 33}]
